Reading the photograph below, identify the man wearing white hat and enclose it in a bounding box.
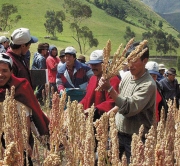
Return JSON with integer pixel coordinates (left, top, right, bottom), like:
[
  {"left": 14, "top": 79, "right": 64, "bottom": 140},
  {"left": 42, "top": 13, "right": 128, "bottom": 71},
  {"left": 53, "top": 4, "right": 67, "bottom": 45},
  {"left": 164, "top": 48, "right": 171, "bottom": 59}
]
[
  {"left": 79, "top": 50, "right": 120, "bottom": 120},
  {"left": 157, "top": 63, "right": 166, "bottom": 81},
  {"left": 145, "top": 61, "right": 168, "bottom": 121},
  {"left": 6, "top": 28, "right": 38, "bottom": 88},
  {"left": 56, "top": 46, "right": 93, "bottom": 94}
]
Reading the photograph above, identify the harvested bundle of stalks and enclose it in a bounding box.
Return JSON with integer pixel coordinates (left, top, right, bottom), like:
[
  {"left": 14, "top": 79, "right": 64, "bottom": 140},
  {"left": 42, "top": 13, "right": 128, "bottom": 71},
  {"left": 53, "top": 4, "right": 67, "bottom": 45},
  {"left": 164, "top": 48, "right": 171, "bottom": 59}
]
[
  {"left": 130, "top": 125, "right": 144, "bottom": 165},
  {"left": 3, "top": 142, "right": 20, "bottom": 166},
  {"left": 44, "top": 90, "right": 67, "bottom": 165},
  {"left": 94, "top": 113, "right": 109, "bottom": 166},
  {"left": 96, "top": 39, "right": 148, "bottom": 91},
  {"left": 96, "top": 38, "right": 134, "bottom": 91},
  {"left": 163, "top": 102, "right": 175, "bottom": 165},
  {"left": 43, "top": 153, "right": 61, "bottom": 166},
  {"left": 143, "top": 125, "right": 156, "bottom": 165},
  {"left": 84, "top": 105, "right": 95, "bottom": 166},
  {"left": 108, "top": 111, "right": 121, "bottom": 165}
]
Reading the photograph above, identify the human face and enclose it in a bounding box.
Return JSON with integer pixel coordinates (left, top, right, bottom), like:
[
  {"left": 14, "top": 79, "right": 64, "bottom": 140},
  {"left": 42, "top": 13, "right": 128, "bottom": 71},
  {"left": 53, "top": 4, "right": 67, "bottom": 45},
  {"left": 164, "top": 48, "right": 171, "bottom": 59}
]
[
  {"left": 128, "top": 58, "right": 148, "bottom": 80},
  {"left": 167, "top": 74, "right": 176, "bottom": 82},
  {"left": 3, "top": 41, "right": 9, "bottom": 49},
  {"left": 51, "top": 48, "right": 57, "bottom": 57},
  {"left": 65, "top": 54, "right": 75, "bottom": 68},
  {"left": 90, "top": 63, "right": 102, "bottom": 78},
  {"left": 159, "top": 69, "right": 165, "bottom": 75},
  {"left": 41, "top": 49, "right": 48, "bottom": 56},
  {"left": 0, "top": 62, "right": 12, "bottom": 87},
  {"left": 150, "top": 73, "right": 157, "bottom": 81},
  {"left": 60, "top": 56, "right": 66, "bottom": 63},
  {"left": 21, "top": 43, "right": 31, "bottom": 55}
]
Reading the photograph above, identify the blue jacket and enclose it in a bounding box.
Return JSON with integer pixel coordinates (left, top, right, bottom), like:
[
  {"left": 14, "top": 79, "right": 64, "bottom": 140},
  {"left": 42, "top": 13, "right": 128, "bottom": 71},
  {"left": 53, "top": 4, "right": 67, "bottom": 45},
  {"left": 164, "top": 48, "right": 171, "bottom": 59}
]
[
  {"left": 56, "top": 60, "right": 93, "bottom": 92},
  {"left": 31, "top": 53, "right": 46, "bottom": 69}
]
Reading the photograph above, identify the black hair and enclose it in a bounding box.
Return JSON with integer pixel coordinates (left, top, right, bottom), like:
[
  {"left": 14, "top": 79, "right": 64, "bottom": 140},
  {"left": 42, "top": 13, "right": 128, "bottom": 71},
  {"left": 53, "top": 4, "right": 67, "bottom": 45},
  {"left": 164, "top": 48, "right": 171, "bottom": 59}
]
[
  {"left": 0, "top": 61, "right": 12, "bottom": 71},
  {"left": 10, "top": 40, "right": 31, "bottom": 49},
  {"left": 65, "top": 53, "right": 76, "bottom": 58},
  {"left": 126, "top": 41, "right": 149, "bottom": 61}
]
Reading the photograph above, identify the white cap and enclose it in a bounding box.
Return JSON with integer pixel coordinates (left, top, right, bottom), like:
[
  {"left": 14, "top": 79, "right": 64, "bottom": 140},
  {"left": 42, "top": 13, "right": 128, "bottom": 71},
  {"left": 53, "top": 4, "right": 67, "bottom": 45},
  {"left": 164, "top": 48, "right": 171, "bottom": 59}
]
[
  {"left": 0, "top": 53, "right": 13, "bottom": 67},
  {"left": 0, "top": 36, "right": 7, "bottom": 43},
  {"left": 11, "top": 28, "right": 38, "bottom": 45},
  {"left": 87, "top": 50, "right": 103, "bottom": 64},
  {"left": 65, "top": 46, "right": 76, "bottom": 54},
  {"left": 146, "top": 61, "right": 159, "bottom": 75}
]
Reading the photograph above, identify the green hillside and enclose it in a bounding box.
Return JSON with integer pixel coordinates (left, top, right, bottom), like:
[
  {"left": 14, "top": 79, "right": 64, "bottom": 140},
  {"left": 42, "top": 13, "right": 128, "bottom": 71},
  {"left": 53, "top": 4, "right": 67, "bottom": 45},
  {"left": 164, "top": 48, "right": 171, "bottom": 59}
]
[{"left": 0, "top": 0, "right": 179, "bottom": 60}]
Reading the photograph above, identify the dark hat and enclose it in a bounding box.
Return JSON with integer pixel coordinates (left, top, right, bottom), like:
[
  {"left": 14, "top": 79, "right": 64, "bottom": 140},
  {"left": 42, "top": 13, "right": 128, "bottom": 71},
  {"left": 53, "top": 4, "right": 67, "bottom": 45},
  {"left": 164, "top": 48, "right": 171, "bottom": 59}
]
[
  {"left": 167, "top": 68, "right": 176, "bottom": 76},
  {"left": 60, "top": 49, "right": 65, "bottom": 57},
  {"left": 78, "top": 55, "right": 86, "bottom": 62},
  {"left": 38, "top": 43, "right": 48, "bottom": 50}
]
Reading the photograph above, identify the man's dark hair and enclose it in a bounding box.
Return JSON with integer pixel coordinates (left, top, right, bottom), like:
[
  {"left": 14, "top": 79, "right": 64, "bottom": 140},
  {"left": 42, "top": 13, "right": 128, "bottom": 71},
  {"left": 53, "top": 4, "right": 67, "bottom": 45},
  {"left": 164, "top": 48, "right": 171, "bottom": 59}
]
[
  {"left": 10, "top": 40, "right": 31, "bottom": 49},
  {"left": 126, "top": 41, "right": 149, "bottom": 61},
  {"left": 0, "top": 61, "right": 12, "bottom": 71}
]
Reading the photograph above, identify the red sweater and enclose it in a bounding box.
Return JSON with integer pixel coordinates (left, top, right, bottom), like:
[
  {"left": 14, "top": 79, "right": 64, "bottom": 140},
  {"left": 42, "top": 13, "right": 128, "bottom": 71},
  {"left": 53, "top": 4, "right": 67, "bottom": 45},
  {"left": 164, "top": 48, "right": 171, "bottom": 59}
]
[
  {"left": 46, "top": 55, "right": 60, "bottom": 83},
  {"left": 80, "top": 75, "right": 120, "bottom": 114}
]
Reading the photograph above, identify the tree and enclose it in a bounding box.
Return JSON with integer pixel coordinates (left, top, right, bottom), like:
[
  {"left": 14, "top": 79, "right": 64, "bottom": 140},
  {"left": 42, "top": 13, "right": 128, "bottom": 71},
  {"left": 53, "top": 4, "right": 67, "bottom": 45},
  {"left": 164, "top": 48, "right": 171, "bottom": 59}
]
[
  {"left": 166, "top": 34, "right": 179, "bottom": 55},
  {"left": 158, "top": 20, "right": 163, "bottom": 29},
  {"left": 44, "top": 10, "right": 65, "bottom": 39},
  {"left": 0, "top": 3, "right": 21, "bottom": 31},
  {"left": 124, "top": 26, "right": 135, "bottom": 42},
  {"left": 64, "top": 0, "right": 98, "bottom": 54}
]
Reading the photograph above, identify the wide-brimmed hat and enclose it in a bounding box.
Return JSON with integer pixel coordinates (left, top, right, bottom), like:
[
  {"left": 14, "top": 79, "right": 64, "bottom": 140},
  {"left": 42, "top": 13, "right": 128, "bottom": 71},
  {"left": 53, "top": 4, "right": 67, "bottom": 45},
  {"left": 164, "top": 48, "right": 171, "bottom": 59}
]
[
  {"left": 167, "top": 68, "right": 176, "bottom": 76},
  {"left": 78, "top": 55, "right": 86, "bottom": 62},
  {"left": 158, "top": 64, "right": 166, "bottom": 70},
  {"left": 11, "top": 28, "right": 38, "bottom": 45},
  {"left": 87, "top": 50, "right": 103, "bottom": 64},
  {"left": 145, "top": 61, "right": 159, "bottom": 75}
]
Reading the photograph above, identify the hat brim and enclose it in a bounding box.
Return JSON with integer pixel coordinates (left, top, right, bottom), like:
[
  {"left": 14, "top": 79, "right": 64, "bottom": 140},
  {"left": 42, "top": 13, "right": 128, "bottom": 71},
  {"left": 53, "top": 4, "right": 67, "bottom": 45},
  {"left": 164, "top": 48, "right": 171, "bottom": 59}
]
[
  {"left": 167, "top": 71, "right": 176, "bottom": 75},
  {"left": 159, "top": 68, "right": 166, "bottom": 70},
  {"left": 29, "top": 36, "right": 38, "bottom": 43},
  {"left": 148, "top": 70, "right": 160, "bottom": 76},
  {"left": 87, "top": 60, "right": 103, "bottom": 64}
]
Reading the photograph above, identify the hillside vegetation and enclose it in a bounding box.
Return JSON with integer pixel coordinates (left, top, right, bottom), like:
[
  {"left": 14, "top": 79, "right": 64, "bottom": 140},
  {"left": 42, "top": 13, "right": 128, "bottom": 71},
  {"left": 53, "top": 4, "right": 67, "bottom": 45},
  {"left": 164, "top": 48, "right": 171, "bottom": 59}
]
[{"left": 0, "top": 0, "right": 179, "bottom": 59}]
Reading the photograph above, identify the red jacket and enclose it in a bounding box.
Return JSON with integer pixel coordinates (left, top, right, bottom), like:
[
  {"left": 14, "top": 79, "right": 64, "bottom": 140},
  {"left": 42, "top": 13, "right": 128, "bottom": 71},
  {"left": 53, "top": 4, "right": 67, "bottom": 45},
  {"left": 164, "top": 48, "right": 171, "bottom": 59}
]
[
  {"left": 0, "top": 75, "right": 49, "bottom": 136},
  {"left": 80, "top": 75, "right": 120, "bottom": 114}
]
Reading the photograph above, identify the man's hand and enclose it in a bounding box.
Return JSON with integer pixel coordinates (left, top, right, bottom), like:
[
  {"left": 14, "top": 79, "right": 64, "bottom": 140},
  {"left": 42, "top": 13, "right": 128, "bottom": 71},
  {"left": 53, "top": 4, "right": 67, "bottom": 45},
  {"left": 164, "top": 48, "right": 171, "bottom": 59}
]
[
  {"left": 107, "top": 106, "right": 119, "bottom": 116},
  {"left": 84, "top": 108, "right": 91, "bottom": 114},
  {"left": 98, "top": 77, "right": 111, "bottom": 91}
]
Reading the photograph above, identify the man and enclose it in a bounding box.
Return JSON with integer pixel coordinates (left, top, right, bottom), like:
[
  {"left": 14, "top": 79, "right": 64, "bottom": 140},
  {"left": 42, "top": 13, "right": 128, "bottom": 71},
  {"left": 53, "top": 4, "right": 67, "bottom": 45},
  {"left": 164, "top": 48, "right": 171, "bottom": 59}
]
[
  {"left": 31, "top": 43, "right": 48, "bottom": 105},
  {"left": 6, "top": 28, "right": 38, "bottom": 88},
  {"left": 0, "top": 36, "right": 9, "bottom": 53},
  {"left": 79, "top": 50, "right": 120, "bottom": 120},
  {"left": 57, "top": 49, "right": 66, "bottom": 69},
  {"left": 159, "top": 67, "right": 180, "bottom": 108},
  {"left": 0, "top": 53, "right": 49, "bottom": 166},
  {"left": 145, "top": 61, "right": 168, "bottom": 121},
  {"left": 56, "top": 46, "right": 93, "bottom": 93},
  {"left": 157, "top": 63, "right": 166, "bottom": 81},
  {"left": 46, "top": 45, "right": 60, "bottom": 107},
  {"left": 99, "top": 42, "right": 156, "bottom": 163}
]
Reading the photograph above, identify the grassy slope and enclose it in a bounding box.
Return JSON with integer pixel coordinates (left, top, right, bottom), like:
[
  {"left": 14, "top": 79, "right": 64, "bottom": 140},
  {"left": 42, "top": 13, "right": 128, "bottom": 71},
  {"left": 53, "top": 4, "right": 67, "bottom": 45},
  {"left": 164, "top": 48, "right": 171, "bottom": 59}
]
[{"left": 0, "top": 0, "right": 179, "bottom": 61}]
